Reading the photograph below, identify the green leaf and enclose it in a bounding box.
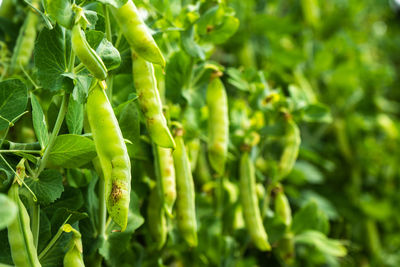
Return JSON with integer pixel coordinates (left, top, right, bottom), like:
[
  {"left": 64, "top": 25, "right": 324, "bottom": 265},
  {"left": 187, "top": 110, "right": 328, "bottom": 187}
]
[
  {"left": 30, "top": 93, "right": 49, "bottom": 149},
  {"left": 165, "top": 51, "right": 192, "bottom": 103},
  {"left": 301, "top": 103, "right": 332, "bottom": 123},
  {"left": 0, "top": 79, "right": 28, "bottom": 130},
  {"left": 45, "top": 0, "right": 74, "bottom": 29},
  {"left": 66, "top": 95, "right": 83, "bottom": 135},
  {"left": 66, "top": 168, "right": 92, "bottom": 188},
  {"left": 196, "top": 6, "right": 239, "bottom": 44},
  {"left": 96, "top": 0, "right": 128, "bottom": 8},
  {"left": 34, "top": 25, "right": 69, "bottom": 92},
  {"left": 0, "top": 193, "right": 17, "bottom": 230},
  {"left": 292, "top": 201, "right": 329, "bottom": 235},
  {"left": 295, "top": 230, "right": 347, "bottom": 257},
  {"left": 48, "top": 134, "right": 97, "bottom": 168},
  {"left": 25, "top": 170, "right": 64, "bottom": 205},
  {"left": 181, "top": 26, "right": 205, "bottom": 60},
  {"left": 86, "top": 30, "right": 121, "bottom": 71}
]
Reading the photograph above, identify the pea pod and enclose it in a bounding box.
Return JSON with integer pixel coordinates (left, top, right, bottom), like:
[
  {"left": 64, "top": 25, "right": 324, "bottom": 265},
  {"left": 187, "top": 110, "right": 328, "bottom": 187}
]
[
  {"left": 187, "top": 138, "right": 200, "bottom": 172},
  {"left": 173, "top": 128, "right": 197, "bottom": 247},
  {"left": 274, "top": 189, "right": 292, "bottom": 227},
  {"left": 132, "top": 51, "right": 175, "bottom": 148},
  {"left": 63, "top": 224, "right": 85, "bottom": 267},
  {"left": 206, "top": 77, "right": 229, "bottom": 176},
  {"left": 240, "top": 152, "right": 271, "bottom": 251},
  {"left": 147, "top": 187, "right": 167, "bottom": 250},
  {"left": 86, "top": 81, "right": 131, "bottom": 231},
  {"left": 10, "top": 0, "right": 39, "bottom": 73},
  {"left": 154, "top": 145, "right": 176, "bottom": 216},
  {"left": 110, "top": 0, "right": 165, "bottom": 66},
  {"left": 7, "top": 165, "right": 41, "bottom": 267},
  {"left": 278, "top": 119, "right": 301, "bottom": 180},
  {"left": 71, "top": 24, "right": 107, "bottom": 80}
]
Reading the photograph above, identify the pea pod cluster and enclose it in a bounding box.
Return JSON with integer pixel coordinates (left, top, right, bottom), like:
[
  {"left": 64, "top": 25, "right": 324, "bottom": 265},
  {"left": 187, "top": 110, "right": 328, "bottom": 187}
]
[
  {"left": 7, "top": 177, "right": 41, "bottom": 267},
  {"left": 86, "top": 81, "right": 131, "bottom": 231},
  {"left": 132, "top": 51, "right": 175, "bottom": 148},
  {"left": 239, "top": 152, "right": 271, "bottom": 251},
  {"left": 71, "top": 24, "right": 107, "bottom": 80},
  {"left": 173, "top": 128, "right": 198, "bottom": 247},
  {"left": 110, "top": 0, "right": 165, "bottom": 66},
  {"left": 206, "top": 76, "right": 229, "bottom": 176}
]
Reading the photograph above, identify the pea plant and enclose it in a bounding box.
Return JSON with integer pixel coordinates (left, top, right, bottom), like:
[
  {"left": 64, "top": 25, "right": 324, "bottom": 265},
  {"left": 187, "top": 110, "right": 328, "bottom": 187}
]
[{"left": 3, "top": 0, "right": 398, "bottom": 266}]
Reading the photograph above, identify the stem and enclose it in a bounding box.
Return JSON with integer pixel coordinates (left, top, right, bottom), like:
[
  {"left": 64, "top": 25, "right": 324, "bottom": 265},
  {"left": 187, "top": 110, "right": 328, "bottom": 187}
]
[
  {"left": 103, "top": 5, "right": 112, "bottom": 42},
  {"left": 0, "top": 149, "right": 41, "bottom": 153},
  {"left": 34, "top": 93, "right": 69, "bottom": 178},
  {"left": 0, "top": 125, "right": 10, "bottom": 149},
  {"left": 98, "top": 176, "right": 107, "bottom": 242}
]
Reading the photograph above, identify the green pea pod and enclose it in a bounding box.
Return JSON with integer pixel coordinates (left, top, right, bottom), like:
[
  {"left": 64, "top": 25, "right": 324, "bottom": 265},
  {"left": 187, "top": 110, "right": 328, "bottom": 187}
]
[
  {"left": 132, "top": 52, "right": 175, "bottom": 148},
  {"left": 301, "top": 0, "right": 320, "bottom": 27},
  {"left": 278, "top": 120, "right": 301, "bottom": 180},
  {"left": 187, "top": 138, "right": 200, "bottom": 172},
  {"left": 147, "top": 187, "right": 167, "bottom": 250},
  {"left": 240, "top": 152, "right": 271, "bottom": 251},
  {"left": 7, "top": 181, "right": 41, "bottom": 267},
  {"left": 195, "top": 142, "right": 212, "bottom": 185},
  {"left": 111, "top": 0, "right": 165, "bottom": 66},
  {"left": 10, "top": 0, "right": 39, "bottom": 73},
  {"left": 71, "top": 24, "right": 107, "bottom": 80},
  {"left": 276, "top": 232, "right": 295, "bottom": 265},
  {"left": 274, "top": 189, "right": 292, "bottom": 227},
  {"left": 86, "top": 82, "right": 131, "bottom": 231},
  {"left": 154, "top": 145, "right": 176, "bottom": 216},
  {"left": 63, "top": 224, "right": 85, "bottom": 267},
  {"left": 206, "top": 77, "right": 229, "bottom": 176},
  {"left": 173, "top": 129, "right": 197, "bottom": 247}
]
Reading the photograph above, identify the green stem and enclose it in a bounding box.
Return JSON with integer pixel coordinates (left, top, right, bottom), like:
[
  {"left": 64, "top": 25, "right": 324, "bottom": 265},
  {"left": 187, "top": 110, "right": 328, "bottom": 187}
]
[
  {"left": 95, "top": 176, "right": 106, "bottom": 267},
  {"left": 0, "top": 126, "right": 10, "bottom": 149},
  {"left": 34, "top": 93, "right": 69, "bottom": 178},
  {"left": 0, "top": 149, "right": 41, "bottom": 154},
  {"left": 103, "top": 5, "right": 112, "bottom": 42}
]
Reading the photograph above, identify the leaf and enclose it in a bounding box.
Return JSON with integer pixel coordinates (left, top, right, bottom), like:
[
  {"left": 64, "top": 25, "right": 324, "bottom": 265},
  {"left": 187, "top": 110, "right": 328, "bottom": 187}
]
[
  {"left": 46, "top": 0, "right": 74, "bottom": 29},
  {"left": 295, "top": 230, "right": 347, "bottom": 257},
  {"left": 30, "top": 93, "right": 49, "bottom": 149},
  {"left": 86, "top": 30, "right": 121, "bottom": 71},
  {"left": 0, "top": 79, "right": 28, "bottom": 130},
  {"left": 43, "top": 187, "right": 84, "bottom": 215},
  {"left": 301, "top": 103, "right": 332, "bottom": 123},
  {"left": 181, "top": 25, "right": 205, "bottom": 60},
  {"left": 0, "top": 193, "right": 17, "bottom": 230},
  {"left": 165, "top": 51, "right": 192, "bottom": 103},
  {"left": 25, "top": 170, "right": 64, "bottom": 205},
  {"left": 96, "top": 0, "right": 128, "bottom": 8},
  {"left": 292, "top": 201, "right": 330, "bottom": 235},
  {"left": 48, "top": 134, "right": 97, "bottom": 168},
  {"left": 66, "top": 95, "right": 83, "bottom": 135},
  {"left": 34, "top": 25, "right": 70, "bottom": 92}
]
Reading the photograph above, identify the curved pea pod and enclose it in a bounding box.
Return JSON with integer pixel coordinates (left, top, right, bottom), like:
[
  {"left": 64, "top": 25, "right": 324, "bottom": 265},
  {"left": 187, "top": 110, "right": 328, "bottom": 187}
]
[
  {"left": 206, "top": 77, "right": 229, "bottom": 176},
  {"left": 195, "top": 143, "right": 212, "bottom": 185},
  {"left": 154, "top": 145, "right": 176, "bottom": 216},
  {"left": 239, "top": 152, "right": 271, "bottom": 251},
  {"left": 86, "top": 82, "right": 131, "bottom": 231},
  {"left": 276, "top": 232, "right": 295, "bottom": 265},
  {"left": 274, "top": 189, "right": 292, "bottom": 227},
  {"left": 132, "top": 52, "right": 175, "bottom": 148},
  {"left": 278, "top": 120, "right": 301, "bottom": 180},
  {"left": 147, "top": 187, "right": 167, "bottom": 250},
  {"left": 63, "top": 225, "right": 85, "bottom": 267},
  {"left": 71, "top": 24, "right": 107, "bottom": 80},
  {"left": 173, "top": 131, "right": 197, "bottom": 247},
  {"left": 7, "top": 181, "right": 42, "bottom": 267},
  {"left": 110, "top": 0, "right": 165, "bottom": 66},
  {"left": 10, "top": 0, "right": 39, "bottom": 73}
]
